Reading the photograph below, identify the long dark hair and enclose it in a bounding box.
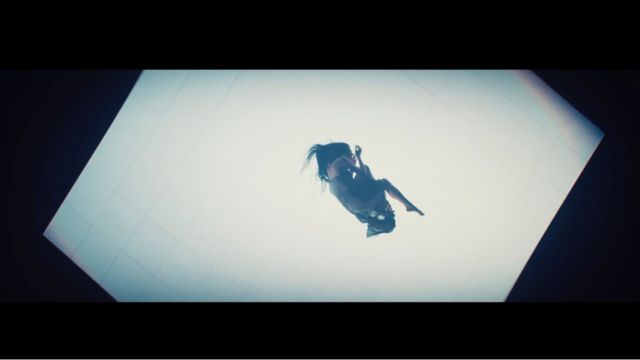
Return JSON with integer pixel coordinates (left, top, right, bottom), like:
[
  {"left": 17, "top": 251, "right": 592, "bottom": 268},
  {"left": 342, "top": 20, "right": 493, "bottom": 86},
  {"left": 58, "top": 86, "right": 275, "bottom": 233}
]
[{"left": 302, "top": 142, "right": 353, "bottom": 184}]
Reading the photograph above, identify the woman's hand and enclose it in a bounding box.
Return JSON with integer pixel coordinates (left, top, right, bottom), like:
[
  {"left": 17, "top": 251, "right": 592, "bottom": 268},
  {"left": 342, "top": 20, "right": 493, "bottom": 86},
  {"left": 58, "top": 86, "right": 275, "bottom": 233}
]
[{"left": 355, "top": 145, "right": 362, "bottom": 157}]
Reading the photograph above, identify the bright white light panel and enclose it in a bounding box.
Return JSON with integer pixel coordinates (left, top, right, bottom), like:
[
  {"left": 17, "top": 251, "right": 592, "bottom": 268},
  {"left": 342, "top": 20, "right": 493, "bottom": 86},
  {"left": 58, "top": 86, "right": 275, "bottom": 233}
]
[{"left": 44, "top": 70, "right": 603, "bottom": 301}]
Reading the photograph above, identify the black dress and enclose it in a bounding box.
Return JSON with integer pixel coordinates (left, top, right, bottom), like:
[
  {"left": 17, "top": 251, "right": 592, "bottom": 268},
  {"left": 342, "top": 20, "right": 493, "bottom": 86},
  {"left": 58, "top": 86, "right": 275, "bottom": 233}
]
[{"left": 329, "top": 169, "right": 392, "bottom": 223}]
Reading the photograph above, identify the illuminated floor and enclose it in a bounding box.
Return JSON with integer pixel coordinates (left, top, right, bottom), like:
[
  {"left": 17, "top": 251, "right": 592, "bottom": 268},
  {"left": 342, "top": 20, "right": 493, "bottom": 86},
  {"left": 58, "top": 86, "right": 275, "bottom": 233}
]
[{"left": 44, "top": 70, "right": 603, "bottom": 301}]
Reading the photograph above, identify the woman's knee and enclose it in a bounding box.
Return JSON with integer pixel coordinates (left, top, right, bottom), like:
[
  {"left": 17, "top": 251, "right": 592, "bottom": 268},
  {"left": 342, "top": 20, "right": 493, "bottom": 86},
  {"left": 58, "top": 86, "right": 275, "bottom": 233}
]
[{"left": 377, "top": 178, "right": 390, "bottom": 188}]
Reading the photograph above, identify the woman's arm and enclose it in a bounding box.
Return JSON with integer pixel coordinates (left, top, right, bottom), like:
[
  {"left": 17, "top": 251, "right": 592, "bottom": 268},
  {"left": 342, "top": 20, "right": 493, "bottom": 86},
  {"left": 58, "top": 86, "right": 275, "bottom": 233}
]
[
  {"left": 377, "top": 178, "right": 425, "bottom": 216},
  {"left": 354, "top": 145, "right": 373, "bottom": 179}
]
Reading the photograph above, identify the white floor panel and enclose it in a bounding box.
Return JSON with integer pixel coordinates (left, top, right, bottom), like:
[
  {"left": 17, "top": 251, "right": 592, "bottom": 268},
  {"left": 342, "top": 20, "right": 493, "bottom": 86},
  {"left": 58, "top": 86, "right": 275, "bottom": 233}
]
[{"left": 44, "top": 70, "right": 604, "bottom": 301}]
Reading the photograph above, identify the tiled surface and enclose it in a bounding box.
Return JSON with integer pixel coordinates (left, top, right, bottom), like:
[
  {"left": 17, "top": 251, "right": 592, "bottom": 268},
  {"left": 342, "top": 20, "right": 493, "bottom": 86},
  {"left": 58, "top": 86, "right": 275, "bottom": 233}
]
[
  {"left": 92, "top": 194, "right": 144, "bottom": 249},
  {"left": 44, "top": 203, "right": 91, "bottom": 258},
  {"left": 44, "top": 70, "right": 603, "bottom": 301},
  {"left": 71, "top": 226, "right": 122, "bottom": 283},
  {"left": 462, "top": 174, "right": 567, "bottom": 301},
  {"left": 124, "top": 216, "right": 178, "bottom": 274},
  {"left": 101, "top": 252, "right": 154, "bottom": 302},
  {"left": 138, "top": 276, "right": 177, "bottom": 301}
]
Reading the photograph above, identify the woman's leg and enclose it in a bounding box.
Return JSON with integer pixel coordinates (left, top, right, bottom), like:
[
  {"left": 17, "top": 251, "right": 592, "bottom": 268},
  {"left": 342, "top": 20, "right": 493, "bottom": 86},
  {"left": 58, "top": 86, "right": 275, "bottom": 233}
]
[{"left": 377, "top": 179, "right": 424, "bottom": 216}]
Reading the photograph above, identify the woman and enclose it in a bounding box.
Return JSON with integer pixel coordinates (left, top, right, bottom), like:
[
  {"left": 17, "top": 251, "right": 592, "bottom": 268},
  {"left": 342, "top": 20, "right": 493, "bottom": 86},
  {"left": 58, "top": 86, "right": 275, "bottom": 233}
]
[{"left": 303, "top": 142, "right": 424, "bottom": 237}]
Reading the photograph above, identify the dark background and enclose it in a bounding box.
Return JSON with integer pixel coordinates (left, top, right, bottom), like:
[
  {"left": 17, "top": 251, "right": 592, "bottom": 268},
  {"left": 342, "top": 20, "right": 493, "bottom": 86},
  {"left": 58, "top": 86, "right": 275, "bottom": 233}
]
[
  {"left": 1, "top": 70, "right": 639, "bottom": 302},
  {"left": 1, "top": 69, "right": 639, "bottom": 358},
  {"left": 2, "top": 7, "right": 639, "bottom": 355}
]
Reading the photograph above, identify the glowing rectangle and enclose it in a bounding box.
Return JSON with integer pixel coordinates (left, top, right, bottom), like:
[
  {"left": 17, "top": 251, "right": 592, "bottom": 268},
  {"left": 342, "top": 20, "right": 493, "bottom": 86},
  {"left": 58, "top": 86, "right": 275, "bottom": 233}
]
[{"left": 44, "top": 70, "right": 604, "bottom": 301}]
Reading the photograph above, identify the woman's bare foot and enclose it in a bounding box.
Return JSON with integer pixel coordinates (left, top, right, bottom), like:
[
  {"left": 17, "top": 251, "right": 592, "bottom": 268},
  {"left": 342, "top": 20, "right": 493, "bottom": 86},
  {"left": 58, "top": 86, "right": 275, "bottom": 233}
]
[{"left": 406, "top": 206, "right": 425, "bottom": 216}]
